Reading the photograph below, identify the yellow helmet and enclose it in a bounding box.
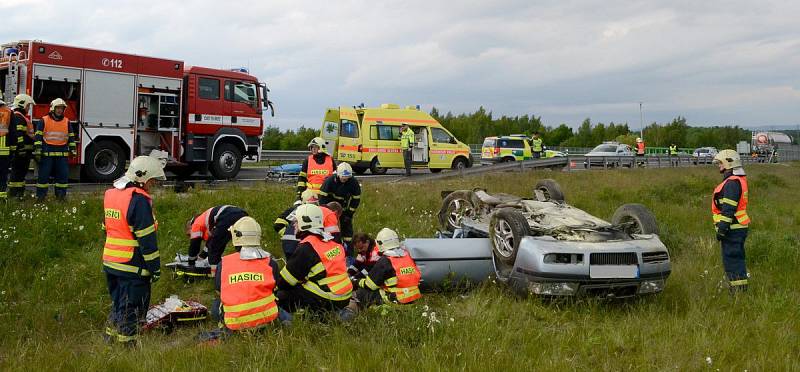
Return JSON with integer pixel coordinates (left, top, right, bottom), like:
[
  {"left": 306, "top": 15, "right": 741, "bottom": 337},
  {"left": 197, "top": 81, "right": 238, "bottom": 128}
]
[
  {"left": 376, "top": 228, "right": 401, "bottom": 253},
  {"left": 50, "top": 98, "right": 67, "bottom": 112},
  {"left": 295, "top": 204, "right": 324, "bottom": 232},
  {"left": 229, "top": 216, "right": 262, "bottom": 247},
  {"left": 12, "top": 94, "right": 35, "bottom": 109},
  {"left": 713, "top": 149, "right": 742, "bottom": 170},
  {"left": 308, "top": 137, "right": 326, "bottom": 152}
]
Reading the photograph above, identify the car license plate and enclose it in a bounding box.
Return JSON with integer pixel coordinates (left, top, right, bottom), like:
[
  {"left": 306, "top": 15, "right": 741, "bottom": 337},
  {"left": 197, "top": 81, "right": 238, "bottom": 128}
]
[{"left": 590, "top": 265, "right": 639, "bottom": 279}]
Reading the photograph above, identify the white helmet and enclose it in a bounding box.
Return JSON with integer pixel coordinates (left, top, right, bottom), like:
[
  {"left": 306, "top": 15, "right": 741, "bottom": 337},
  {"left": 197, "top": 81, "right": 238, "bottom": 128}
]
[
  {"left": 308, "top": 137, "right": 326, "bottom": 152},
  {"left": 376, "top": 228, "right": 401, "bottom": 253},
  {"left": 295, "top": 204, "right": 324, "bottom": 232},
  {"left": 337, "top": 162, "right": 353, "bottom": 178},
  {"left": 50, "top": 98, "right": 67, "bottom": 112},
  {"left": 301, "top": 189, "right": 319, "bottom": 204},
  {"left": 125, "top": 155, "right": 167, "bottom": 184},
  {"left": 12, "top": 94, "right": 35, "bottom": 109},
  {"left": 229, "top": 216, "right": 262, "bottom": 247},
  {"left": 636, "top": 137, "right": 643, "bottom": 143},
  {"left": 713, "top": 149, "right": 742, "bottom": 170}
]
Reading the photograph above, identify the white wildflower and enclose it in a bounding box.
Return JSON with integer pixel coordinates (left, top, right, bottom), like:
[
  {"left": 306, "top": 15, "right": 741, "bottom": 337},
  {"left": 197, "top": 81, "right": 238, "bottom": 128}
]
[
  {"left": 72, "top": 207, "right": 77, "bottom": 214},
  {"left": 79, "top": 225, "right": 84, "bottom": 231},
  {"left": 705, "top": 357, "right": 712, "bottom": 365},
  {"left": 81, "top": 200, "right": 86, "bottom": 205},
  {"left": 422, "top": 312, "right": 428, "bottom": 318}
]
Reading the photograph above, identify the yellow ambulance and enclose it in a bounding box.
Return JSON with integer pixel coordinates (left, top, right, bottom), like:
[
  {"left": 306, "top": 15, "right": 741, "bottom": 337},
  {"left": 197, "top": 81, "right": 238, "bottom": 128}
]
[{"left": 320, "top": 104, "right": 473, "bottom": 174}]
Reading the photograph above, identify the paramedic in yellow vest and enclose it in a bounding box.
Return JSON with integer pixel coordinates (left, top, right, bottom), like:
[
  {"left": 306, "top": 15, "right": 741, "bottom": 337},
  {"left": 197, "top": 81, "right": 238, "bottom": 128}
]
[
  {"left": 8, "top": 94, "right": 36, "bottom": 199},
  {"left": 531, "top": 132, "right": 544, "bottom": 159},
  {"left": 669, "top": 144, "right": 679, "bottom": 167},
  {"left": 400, "top": 123, "right": 415, "bottom": 176},
  {"left": 199, "top": 217, "right": 292, "bottom": 342},
  {"left": 711, "top": 150, "right": 750, "bottom": 294},
  {"left": 102, "top": 156, "right": 165, "bottom": 346},
  {"left": 34, "top": 98, "right": 77, "bottom": 200},
  {"left": 0, "top": 93, "right": 14, "bottom": 200},
  {"left": 296, "top": 137, "right": 335, "bottom": 197}
]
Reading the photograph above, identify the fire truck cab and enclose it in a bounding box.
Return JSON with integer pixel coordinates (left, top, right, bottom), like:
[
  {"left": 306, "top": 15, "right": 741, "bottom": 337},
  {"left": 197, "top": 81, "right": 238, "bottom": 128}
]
[{"left": 0, "top": 40, "right": 272, "bottom": 182}]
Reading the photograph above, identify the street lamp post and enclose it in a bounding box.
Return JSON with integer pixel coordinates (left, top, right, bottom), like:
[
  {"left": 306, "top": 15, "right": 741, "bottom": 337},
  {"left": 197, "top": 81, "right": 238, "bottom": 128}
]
[{"left": 639, "top": 102, "right": 644, "bottom": 141}]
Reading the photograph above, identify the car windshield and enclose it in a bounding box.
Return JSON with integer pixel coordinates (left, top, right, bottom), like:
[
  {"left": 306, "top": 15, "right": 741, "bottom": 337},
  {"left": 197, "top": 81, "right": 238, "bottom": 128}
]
[
  {"left": 696, "top": 149, "right": 708, "bottom": 154},
  {"left": 591, "top": 144, "right": 618, "bottom": 153},
  {"left": 482, "top": 138, "right": 495, "bottom": 147}
]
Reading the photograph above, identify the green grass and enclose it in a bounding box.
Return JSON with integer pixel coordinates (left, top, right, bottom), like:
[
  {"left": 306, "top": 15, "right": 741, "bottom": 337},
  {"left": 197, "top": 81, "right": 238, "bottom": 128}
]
[{"left": 1, "top": 163, "right": 799, "bottom": 370}]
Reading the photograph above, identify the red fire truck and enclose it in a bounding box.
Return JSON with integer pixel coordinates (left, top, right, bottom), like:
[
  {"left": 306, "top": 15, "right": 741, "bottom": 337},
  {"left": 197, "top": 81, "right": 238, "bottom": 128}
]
[{"left": 0, "top": 40, "right": 273, "bottom": 182}]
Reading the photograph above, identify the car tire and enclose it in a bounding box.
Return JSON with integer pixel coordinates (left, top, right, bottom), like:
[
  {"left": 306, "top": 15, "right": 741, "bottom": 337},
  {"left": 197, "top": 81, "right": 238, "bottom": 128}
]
[
  {"left": 490, "top": 208, "right": 531, "bottom": 266},
  {"left": 502, "top": 157, "right": 515, "bottom": 163},
  {"left": 452, "top": 157, "right": 469, "bottom": 170},
  {"left": 210, "top": 142, "right": 242, "bottom": 179},
  {"left": 370, "top": 157, "right": 387, "bottom": 175},
  {"left": 83, "top": 140, "right": 126, "bottom": 183},
  {"left": 533, "top": 179, "right": 565, "bottom": 202},
  {"left": 611, "top": 203, "right": 659, "bottom": 235},
  {"left": 430, "top": 168, "right": 443, "bottom": 173},
  {"left": 438, "top": 190, "right": 476, "bottom": 232}
]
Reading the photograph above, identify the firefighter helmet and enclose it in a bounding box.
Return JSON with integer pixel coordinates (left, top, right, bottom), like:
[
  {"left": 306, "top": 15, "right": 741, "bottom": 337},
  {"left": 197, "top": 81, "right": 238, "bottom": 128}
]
[
  {"left": 713, "top": 149, "right": 742, "bottom": 170},
  {"left": 229, "top": 216, "right": 262, "bottom": 247},
  {"left": 125, "top": 155, "right": 167, "bottom": 184},
  {"left": 295, "top": 204, "right": 324, "bottom": 232},
  {"left": 301, "top": 189, "right": 318, "bottom": 204},
  {"left": 337, "top": 162, "right": 353, "bottom": 177},
  {"left": 376, "top": 228, "right": 401, "bottom": 253},
  {"left": 12, "top": 94, "right": 35, "bottom": 109},
  {"left": 307, "top": 137, "right": 326, "bottom": 151},
  {"left": 636, "top": 137, "right": 643, "bottom": 143},
  {"left": 50, "top": 98, "right": 67, "bottom": 112}
]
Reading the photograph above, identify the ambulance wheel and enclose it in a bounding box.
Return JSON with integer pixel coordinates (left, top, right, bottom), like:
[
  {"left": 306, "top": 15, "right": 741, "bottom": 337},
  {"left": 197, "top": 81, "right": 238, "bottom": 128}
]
[
  {"left": 490, "top": 208, "right": 531, "bottom": 266},
  {"left": 370, "top": 158, "right": 387, "bottom": 175},
  {"left": 430, "top": 168, "right": 443, "bottom": 173},
  {"left": 83, "top": 140, "right": 126, "bottom": 183},
  {"left": 353, "top": 166, "right": 367, "bottom": 175},
  {"left": 452, "top": 157, "right": 469, "bottom": 170},
  {"left": 611, "top": 203, "right": 659, "bottom": 235},
  {"left": 210, "top": 143, "right": 242, "bottom": 179}
]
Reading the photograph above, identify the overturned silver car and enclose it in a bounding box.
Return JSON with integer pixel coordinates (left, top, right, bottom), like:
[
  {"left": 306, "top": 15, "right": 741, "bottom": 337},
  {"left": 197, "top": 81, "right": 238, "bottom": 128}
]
[{"left": 405, "top": 179, "right": 671, "bottom": 298}]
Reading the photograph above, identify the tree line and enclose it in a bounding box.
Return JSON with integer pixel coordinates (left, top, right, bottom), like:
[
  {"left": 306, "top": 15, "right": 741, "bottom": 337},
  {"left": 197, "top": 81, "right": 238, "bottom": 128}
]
[{"left": 262, "top": 108, "right": 754, "bottom": 150}]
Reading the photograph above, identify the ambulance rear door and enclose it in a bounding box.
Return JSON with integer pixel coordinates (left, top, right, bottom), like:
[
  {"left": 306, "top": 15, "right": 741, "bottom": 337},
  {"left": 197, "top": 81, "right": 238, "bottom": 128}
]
[
  {"left": 336, "top": 107, "right": 361, "bottom": 163},
  {"left": 321, "top": 108, "right": 340, "bottom": 157}
]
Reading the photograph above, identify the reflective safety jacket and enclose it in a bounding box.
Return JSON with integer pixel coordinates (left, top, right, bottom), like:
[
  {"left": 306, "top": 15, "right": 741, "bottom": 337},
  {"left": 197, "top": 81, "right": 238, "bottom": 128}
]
[
  {"left": 278, "top": 234, "right": 352, "bottom": 302},
  {"left": 306, "top": 154, "right": 334, "bottom": 193},
  {"left": 321, "top": 205, "right": 341, "bottom": 235},
  {"left": 188, "top": 205, "right": 247, "bottom": 259},
  {"left": 669, "top": 145, "right": 678, "bottom": 155},
  {"left": 219, "top": 252, "right": 279, "bottom": 330},
  {"left": 636, "top": 142, "right": 645, "bottom": 155},
  {"left": 102, "top": 185, "right": 160, "bottom": 277},
  {"left": 400, "top": 128, "right": 415, "bottom": 149},
  {"left": 712, "top": 175, "right": 750, "bottom": 230},
  {"left": 531, "top": 137, "right": 543, "bottom": 152},
  {"left": 13, "top": 110, "right": 34, "bottom": 150},
  {"left": 0, "top": 106, "right": 12, "bottom": 156},
  {"left": 34, "top": 114, "right": 76, "bottom": 154},
  {"left": 359, "top": 251, "right": 422, "bottom": 304}
]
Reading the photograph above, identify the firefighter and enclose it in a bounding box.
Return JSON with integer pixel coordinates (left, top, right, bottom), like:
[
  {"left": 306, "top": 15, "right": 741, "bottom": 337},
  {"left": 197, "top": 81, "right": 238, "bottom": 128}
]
[
  {"left": 102, "top": 155, "right": 165, "bottom": 346},
  {"left": 711, "top": 149, "right": 751, "bottom": 294},
  {"left": 531, "top": 132, "right": 544, "bottom": 159},
  {"left": 635, "top": 137, "right": 646, "bottom": 167},
  {"left": 275, "top": 204, "right": 353, "bottom": 316},
  {"left": 8, "top": 94, "right": 36, "bottom": 199},
  {"left": 274, "top": 189, "right": 317, "bottom": 258},
  {"left": 185, "top": 205, "right": 249, "bottom": 275},
  {"left": 0, "top": 94, "right": 14, "bottom": 201},
  {"left": 400, "top": 123, "right": 415, "bottom": 176},
  {"left": 344, "top": 228, "right": 422, "bottom": 315},
  {"left": 34, "top": 98, "right": 76, "bottom": 201},
  {"left": 669, "top": 143, "right": 679, "bottom": 167},
  {"left": 200, "top": 217, "right": 291, "bottom": 341},
  {"left": 319, "top": 162, "right": 362, "bottom": 246},
  {"left": 296, "top": 137, "right": 335, "bottom": 197},
  {"left": 349, "top": 232, "right": 380, "bottom": 279}
]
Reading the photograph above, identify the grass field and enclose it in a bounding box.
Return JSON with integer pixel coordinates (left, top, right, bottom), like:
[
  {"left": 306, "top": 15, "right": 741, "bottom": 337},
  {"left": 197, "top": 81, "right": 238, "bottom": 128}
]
[{"left": 1, "top": 163, "right": 798, "bottom": 371}]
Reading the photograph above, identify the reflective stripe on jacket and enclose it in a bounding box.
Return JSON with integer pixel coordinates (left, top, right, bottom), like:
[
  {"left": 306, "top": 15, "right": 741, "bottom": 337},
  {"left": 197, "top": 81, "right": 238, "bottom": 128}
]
[
  {"left": 220, "top": 252, "right": 278, "bottom": 330},
  {"left": 306, "top": 154, "right": 334, "bottom": 192},
  {"left": 103, "top": 187, "right": 155, "bottom": 274},
  {"left": 300, "top": 234, "right": 352, "bottom": 301},
  {"left": 321, "top": 206, "right": 340, "bottom": 234},
  {"left": 42, "top": 115, "right": 69, "bottom": 146},
  {"left": 400, "top": 128, "right": 415, "bottom": 149},
  {"left": 0, "top": 106, "right": 10, "bottom": 137},
  {"left": 384, "top": 254, "right": 422, "bottom": 304},
  {"left": 711, "top": 175, "right": 750, "bottom": 229}
]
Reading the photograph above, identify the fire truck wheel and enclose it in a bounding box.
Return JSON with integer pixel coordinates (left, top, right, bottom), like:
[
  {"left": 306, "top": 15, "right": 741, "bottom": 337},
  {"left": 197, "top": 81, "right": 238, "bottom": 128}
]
[
  {"left": 83, "top": 140, "right": 126, "bottom": 183},
  {"left": 210, "top": 142, "right": 242, "bottom": 179}
]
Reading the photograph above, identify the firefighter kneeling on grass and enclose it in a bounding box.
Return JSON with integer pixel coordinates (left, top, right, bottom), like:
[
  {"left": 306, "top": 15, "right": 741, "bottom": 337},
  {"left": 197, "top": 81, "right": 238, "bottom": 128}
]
[
  {"left": 711, "top": 149, "right": 751, "bottom": 294},
  {"left": 200, "top": 217, "right": 291, "bottom": 341},
  {"left": 275, "top": 204, "right": 353, "bottom": 320},
  {"left": 184, "top": 205, "right": 249, "bottom": 277},
  {"left": 344, "top": 228, "right": 422, "bottom": 316},
  {"left": 102, "top": 155, "right": 165, "bottom": 346}
]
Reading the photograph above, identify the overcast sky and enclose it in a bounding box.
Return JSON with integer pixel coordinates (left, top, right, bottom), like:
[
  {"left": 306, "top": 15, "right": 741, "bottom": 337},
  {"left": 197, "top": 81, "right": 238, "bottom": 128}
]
[{"left": 4, "top": 0, "right": 799, "bottom": 130}]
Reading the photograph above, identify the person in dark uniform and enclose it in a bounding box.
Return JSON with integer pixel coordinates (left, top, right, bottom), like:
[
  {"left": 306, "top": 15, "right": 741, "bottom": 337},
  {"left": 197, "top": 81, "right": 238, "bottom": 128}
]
[
  {"left": 319, "top": 162, "right": 362, "bottom": 246},
  {"left": 7, "top": 94, "right": 36, "bottom": 199},
  {"left": 711, "top": 149, "right": 751, "bottom": 294},
  {"left": 185, "top": 205, "right": 249, "bottom": 275}
]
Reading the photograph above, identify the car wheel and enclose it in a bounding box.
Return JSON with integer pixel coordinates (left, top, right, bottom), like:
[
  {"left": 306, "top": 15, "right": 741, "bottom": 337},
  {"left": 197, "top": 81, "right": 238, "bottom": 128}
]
[
  {"left": 452, "top": 157, "right": 469, "bottom": 170},
  {"left": 490, "top": 208, "right": 531, "bottom": 266},
  {"left": 370, "top": 157, "right": 387, "bottom": 175},
  {"left": 611, "top": 203, "right": 659, "bottom": 235},
  {"left": 502, "top": 157, "right": 515, "bottom": 163},
  {"left": 438, "top": 190, "right": 476, "bottom": 232},
  {"left": 430, "top": 168, "right": 443, "bottom": 173},
  {"left": 533, "top": 179, "right": 565, "bottom": 202}
]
